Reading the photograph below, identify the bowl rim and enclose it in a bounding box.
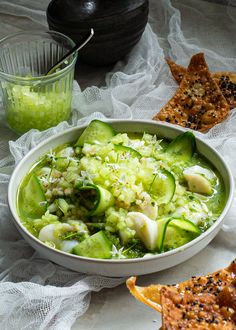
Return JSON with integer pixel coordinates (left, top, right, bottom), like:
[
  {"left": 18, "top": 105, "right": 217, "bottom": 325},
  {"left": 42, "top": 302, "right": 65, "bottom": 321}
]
[{"left": 8, "top": 119, "right": 235, "bottom": 265}]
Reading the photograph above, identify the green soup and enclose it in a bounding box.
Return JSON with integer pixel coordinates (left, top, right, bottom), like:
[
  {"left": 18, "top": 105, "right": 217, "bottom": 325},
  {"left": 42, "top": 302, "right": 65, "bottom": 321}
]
[{"left": 17, "top": 120, "right": 226, "bottom": 259}]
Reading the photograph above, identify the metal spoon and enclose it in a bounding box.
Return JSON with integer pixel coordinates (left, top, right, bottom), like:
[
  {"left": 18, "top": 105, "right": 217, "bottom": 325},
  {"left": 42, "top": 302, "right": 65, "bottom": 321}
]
[{"left": 46, "top": 28, "right": 94, "bottom": 75}]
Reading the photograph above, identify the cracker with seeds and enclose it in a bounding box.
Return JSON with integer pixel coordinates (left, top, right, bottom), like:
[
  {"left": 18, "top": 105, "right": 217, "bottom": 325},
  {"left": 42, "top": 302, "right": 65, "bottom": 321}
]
[
  {"left": 160, "top": 285, "right": 236, "bottom": 330},
  {"left": 213, "top": 72, "right": 236, "bottom": 109},
  {"left": 167, "top": 58, "right": 236, "bottom": 109},
  {"left": 166, "top": 58, "right": 186, "bottom": 84},
  {"left": 153, "top": 53, "right": 230, "bottom": 132},
  {"left": 127, "top": 259, "right": 236, "bottom": 330}
]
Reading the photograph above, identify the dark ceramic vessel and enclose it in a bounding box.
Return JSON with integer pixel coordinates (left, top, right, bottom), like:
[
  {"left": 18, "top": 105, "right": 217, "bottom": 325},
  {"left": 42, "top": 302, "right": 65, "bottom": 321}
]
[{"left": 47, "top": 0, "right": 149, "bottom": 66}]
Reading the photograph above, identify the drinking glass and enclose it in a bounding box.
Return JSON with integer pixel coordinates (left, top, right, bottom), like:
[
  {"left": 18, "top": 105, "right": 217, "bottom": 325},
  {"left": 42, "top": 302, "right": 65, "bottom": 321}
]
[{"left": 0, "top": 30, "right": 77, "bottom": 134}]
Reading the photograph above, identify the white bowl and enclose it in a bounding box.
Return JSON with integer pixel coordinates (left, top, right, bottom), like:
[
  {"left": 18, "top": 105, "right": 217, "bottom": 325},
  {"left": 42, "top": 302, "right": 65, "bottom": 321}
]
[{"left": 8, "top": 120, "right": 234, "bottom": 277}]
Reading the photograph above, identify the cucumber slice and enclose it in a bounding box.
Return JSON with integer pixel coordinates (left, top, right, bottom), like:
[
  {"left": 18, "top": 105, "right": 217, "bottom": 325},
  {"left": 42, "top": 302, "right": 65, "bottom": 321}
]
[
  {"left": 156, "top": 217, "right": 201, "bottom": 252},
  {"left": 20, "top": 174, "right": 47, "bottom": 218},
  {"left": 55, "top": 198, "right": 69, "bottom": 215},
  {"left": 73, "top": 231, "right": 112, "bottom": 259},
  {"left": 76, "top": 183, "right": 114, "bottom": 216},
  {"left": 75, "top": 120, "right": 116, "bottom": 146},
  {"left": 156, "top": 218, "right": 171, "bottom": 252},
  {"left": 169, "top": 218, "right": 202, "bottom": 235},
  {"left": 163, "top": 226, "right": 195, "bottom": 251},
  {"left": 149, "top": 169, "right": 176, "bottom": 205},
  {"left": 166, "top": 132, "right": 196, "bottom": 161},
  {"left": 114, "top": 144, "right": 142, "bottom": 159}
]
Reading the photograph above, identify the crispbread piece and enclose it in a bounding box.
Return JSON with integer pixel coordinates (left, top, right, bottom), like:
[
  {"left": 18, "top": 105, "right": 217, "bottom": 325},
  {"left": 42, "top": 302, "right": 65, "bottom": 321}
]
[
  {"left": 126, "top": 259, "right": 236, "bottom": 329},
  {"left": 161, "top": 259, "right": 236, "bottom": 329},
  {"left": 153, "top": 53, "right": 230, "bottom": 131},
  {"left": 213, "top": 72, "right": 236, "bottom": 109},
  {"left": 161, "top": 286, "right": 236, "bottom": 330},
  {"left": 126, "top": 277, "right": 162, "bottom": 312},
  {"left": 166, "top": 58, "right": 236, "bottom": 109},
  {"left": 166, "top": 58, "right": 186, "bottom": 84}
]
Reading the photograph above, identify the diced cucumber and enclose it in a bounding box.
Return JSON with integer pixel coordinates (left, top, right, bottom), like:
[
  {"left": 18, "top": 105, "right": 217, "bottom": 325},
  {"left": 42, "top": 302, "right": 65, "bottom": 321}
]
[
  {"left": 149, "top": 169, "right": 175, "bottom": 205},
  {"left": 73, "top": 231, "right": 112, "bottom": 259},
  {"left": 75, "top": 120, "right": 116, "bottom": 146},
  {"left": 165, "top": 132, "right": 196, "bottom": 161},
  {"left": 76, "top": 183, "right": 114, "bottom": 216},
  {"left": 156, "top": 217, "right": 201, "bottom": 252},
  {"left": 54, "top": 146, "right": 74, "bottom": 170},
  {"left": 114, "top": 144, "right": 142, "bottom": 159},
  {"left": 20, "top": 174, "right": 47, "bottom": 218}
]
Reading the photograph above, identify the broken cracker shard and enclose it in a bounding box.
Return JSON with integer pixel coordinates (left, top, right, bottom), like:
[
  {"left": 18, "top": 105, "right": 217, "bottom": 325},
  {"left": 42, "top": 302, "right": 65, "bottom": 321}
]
[
  {"left": 166, "top": 56, "right": 236, "bottom": 110},
  {"left": 153, "top": 53, "right": 230, "bottom": 132},
  {"left": 127, "top": 259, "right": 236, "bottom": 329}
]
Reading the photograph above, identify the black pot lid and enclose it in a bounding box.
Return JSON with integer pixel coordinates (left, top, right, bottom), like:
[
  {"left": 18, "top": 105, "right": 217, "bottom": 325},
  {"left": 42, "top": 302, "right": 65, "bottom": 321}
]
[{"left": 47, "top": 0, "right": 148, "bottom": 25}]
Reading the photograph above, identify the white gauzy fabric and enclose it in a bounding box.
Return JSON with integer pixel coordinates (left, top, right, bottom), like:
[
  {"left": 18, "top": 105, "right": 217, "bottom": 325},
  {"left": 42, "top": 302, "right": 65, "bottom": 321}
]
[{"left": 0, "top": 0, "right": 236, "bottom": 329}]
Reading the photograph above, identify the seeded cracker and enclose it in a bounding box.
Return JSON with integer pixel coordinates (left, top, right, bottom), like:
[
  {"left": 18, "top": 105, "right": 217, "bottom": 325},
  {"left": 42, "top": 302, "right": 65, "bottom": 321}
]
[
  {"left": 213, "top": 72, "right": 236, "bottom": 110},
  {"left": 167, "top": 58, "right": 236, "bottom": 109},
  {"left": 153, "top": 53, "right": 230, "bottom": 132},
  {"left": 127, "top": 259, "right": 236, "bottom": 330},
  {"left": 166, "top": 58, "right": 186, "bottom": 84},
  {"left": 160, "top": 286, "right": 236, "bottom": 330}
]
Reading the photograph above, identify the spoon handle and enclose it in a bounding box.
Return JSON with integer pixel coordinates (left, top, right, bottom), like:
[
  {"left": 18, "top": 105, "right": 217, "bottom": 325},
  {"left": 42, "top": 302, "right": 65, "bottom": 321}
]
[{"left": 46, "top": 28, "right": 94, "bottom": 75}]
